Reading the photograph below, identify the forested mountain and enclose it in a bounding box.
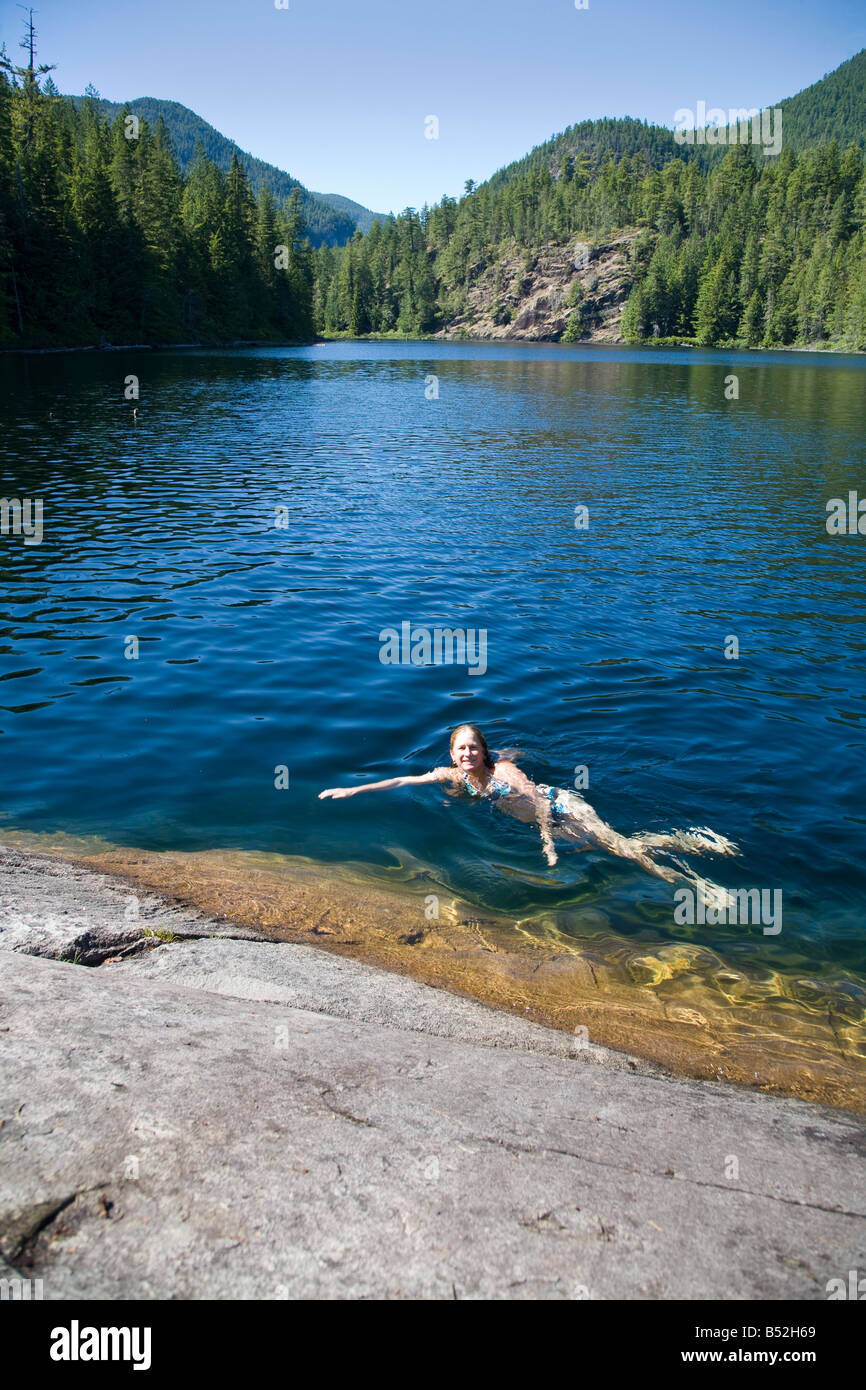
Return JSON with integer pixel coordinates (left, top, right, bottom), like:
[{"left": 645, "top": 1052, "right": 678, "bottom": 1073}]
[
  {"left": 314, "top": 139, "right": 866, "bottom": 351},
  {"left": 312, "top": 193, "right": 383, "bottom": 236},
  {"left": 317, "top": 49, "right": 866, "bottom": 351},
  {"left": 69, "top": 95, "right": 383, "bottom": 246},
  {"left": 771, "top": 48, "right": 866, "bottom": 153},
  {"left": 0, "top": 63, "right": 315, "bottom": 346},
  {"left": 483, "top": 49, "right": 866, "bottom": 195}
]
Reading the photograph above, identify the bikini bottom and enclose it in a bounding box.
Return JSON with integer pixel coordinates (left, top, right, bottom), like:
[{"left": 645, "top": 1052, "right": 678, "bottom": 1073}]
[{"left": 536, "top": 784, "right": 590, "bottom": 835}]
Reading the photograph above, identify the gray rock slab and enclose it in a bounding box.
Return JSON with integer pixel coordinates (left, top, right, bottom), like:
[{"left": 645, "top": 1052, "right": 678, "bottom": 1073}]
[
  {"left": 0, "top": 847, "right": 268, "bottom": 963},
  {"left": 1, "top": 949, "right": 864, "bottom": 1301},
  {"left": 118, "top": 937, "right": 655, "bottom": 1069},
  {"left": 0, "top": 844, "right": 653, "bottom": 1068}
]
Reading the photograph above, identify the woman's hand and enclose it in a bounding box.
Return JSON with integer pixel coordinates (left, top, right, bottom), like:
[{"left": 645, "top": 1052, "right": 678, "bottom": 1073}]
[
  {"left": 319, "top": 772, "right": 446, "bottom": 800},
  {"left": 544, "top": 843, "right": 558, "bottom": 867}
]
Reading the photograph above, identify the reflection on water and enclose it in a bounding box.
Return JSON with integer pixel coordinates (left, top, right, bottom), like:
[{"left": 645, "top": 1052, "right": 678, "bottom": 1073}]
[{"left": 4, "top": 828, "right": 864, "bottom": 1113}]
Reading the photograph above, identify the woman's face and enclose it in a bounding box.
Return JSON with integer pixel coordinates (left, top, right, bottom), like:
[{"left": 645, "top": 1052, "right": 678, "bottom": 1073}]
[{"left": 451, "top": 728, "right": 484, "bottom": 772}]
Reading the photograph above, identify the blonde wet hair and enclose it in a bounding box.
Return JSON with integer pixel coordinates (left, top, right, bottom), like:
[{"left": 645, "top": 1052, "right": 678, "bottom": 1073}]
[{"left": 449, "top": 724, "right": 495, "bottom": 770}]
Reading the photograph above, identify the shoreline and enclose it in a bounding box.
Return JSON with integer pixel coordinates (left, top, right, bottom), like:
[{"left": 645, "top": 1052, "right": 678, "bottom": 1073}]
[
  {"left": 2, "top": 839, "right": 865, "bottom": 1299},
  {"left": 2, "top": 335, "right": 863, "bottom": 357},
  {"left": 0, "top": 337, "right": 316, "bottom": 356},
  {"left": 2, "top": 834, "right": 864, "bottom": 1115}
]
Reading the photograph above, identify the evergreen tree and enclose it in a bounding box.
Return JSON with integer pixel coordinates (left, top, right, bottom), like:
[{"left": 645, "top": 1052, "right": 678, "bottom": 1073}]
[{"left": 694, "top": 247, "right": 739, "bottom": 344}]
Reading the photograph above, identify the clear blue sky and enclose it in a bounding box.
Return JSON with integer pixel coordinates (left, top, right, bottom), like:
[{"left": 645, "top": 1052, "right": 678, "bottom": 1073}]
[{"left": 6, "top": 0, "right": 865, "bottom": 213}]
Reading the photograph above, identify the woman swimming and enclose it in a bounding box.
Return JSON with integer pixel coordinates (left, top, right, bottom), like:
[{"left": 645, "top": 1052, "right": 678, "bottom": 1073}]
[{"left": 319, "top": 723, "right": 739, "bottom": 890}]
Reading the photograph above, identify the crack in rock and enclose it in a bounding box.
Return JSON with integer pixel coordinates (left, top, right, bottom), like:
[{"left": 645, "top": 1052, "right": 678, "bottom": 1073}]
[
  {"left": 472, "top": 1134, "right": 866, "bottom": 1221},
  {"left": 0, "top": 1193, "right": 78, "bottom": 1262}
]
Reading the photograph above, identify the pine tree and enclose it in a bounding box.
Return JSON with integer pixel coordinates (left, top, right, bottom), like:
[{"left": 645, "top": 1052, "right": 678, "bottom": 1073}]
[
  {"left": 738, "top": 290, "right": 763, "bottom": 346},
  {"left": 136, "top": 118, "right": 185, "bottom": 336},
  {"left": 70, "top": 118, "right": 134, "bottom": 336},
  {"left": 694, "top": 247, "right": 739, "bottom": 344}
]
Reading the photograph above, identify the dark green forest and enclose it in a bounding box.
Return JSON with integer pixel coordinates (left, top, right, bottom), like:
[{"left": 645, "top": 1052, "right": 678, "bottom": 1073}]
[
  {"left": 75, "top": 95, "right": 378, "bottom": 245},
  {"left": 0, "top": 46, "right": 315, "bottom": 346},
  {"left": 2, "top": 22, "right": 865, "bottom": 352}
]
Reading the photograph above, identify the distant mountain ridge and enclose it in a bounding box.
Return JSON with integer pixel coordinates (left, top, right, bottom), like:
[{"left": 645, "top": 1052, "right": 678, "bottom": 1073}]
[
  {"left": 70, "top": 47, "right": 864, "bottom": 249},
  {"left": 483, "top": 48, "right": 866, "bottom": 194},
  {"left": 67, "top": 95, "right": 386, "bottom": 246},
  {"left": 769, "top": 47, "right": 866, "bottom": 152},
  {"left": 312, "top": 193, "right": 383, "bottom": 236}
]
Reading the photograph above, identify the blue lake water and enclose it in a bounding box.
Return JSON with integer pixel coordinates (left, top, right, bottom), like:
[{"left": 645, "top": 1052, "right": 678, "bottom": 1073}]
[{"left": 1, "top": 340, "right": 865, "bottom": 989}]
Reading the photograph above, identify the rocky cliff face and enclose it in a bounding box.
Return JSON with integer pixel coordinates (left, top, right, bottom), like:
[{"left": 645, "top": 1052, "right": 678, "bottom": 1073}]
[{"left": 437, "top": 233, "right": 640, "bottom": 343}]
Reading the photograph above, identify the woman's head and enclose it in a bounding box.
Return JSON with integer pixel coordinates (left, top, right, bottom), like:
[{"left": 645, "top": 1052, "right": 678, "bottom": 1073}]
[{"left": 449, "top": 724, "right": 495, "bottom": 771}]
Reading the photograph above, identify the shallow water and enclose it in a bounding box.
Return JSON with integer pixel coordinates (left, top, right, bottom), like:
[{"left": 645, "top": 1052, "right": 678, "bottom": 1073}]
[
  {"left": 1, "top": 342, "right": 865, "bottom": 1099},
  {"left": 3, "top": 826, "right": 864, "bottom": 1112}
]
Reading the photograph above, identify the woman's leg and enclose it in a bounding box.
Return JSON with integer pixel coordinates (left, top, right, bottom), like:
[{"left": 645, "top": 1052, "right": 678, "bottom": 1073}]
[
  {"left": 554, "top": 792, "right": 681, "bottom": 881},
  {"left": 631, "top": 827, "right": 740, "bottom": 857},
  {"left": 553, "top": 792, "right": 739, "bottom": 888}
]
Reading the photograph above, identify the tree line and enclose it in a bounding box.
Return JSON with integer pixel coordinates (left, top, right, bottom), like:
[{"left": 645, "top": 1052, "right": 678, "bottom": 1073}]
[
  {"left": 2, "top": 24, "right": 865, "bottom": 352},
  {"left": 84, "top": 95, "right": 359, "bottom": 246},
  {"left": 318, "top": 139, "right": 866, "bottom": 350},
  {"left": 0, "top": 44, "right": 314, "bottom": 346}
]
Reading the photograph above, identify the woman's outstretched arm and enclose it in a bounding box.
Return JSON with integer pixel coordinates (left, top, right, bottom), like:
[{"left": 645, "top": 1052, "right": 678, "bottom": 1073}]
[{"left": 319, "top": 768, "right": 454, "bottom": 799}]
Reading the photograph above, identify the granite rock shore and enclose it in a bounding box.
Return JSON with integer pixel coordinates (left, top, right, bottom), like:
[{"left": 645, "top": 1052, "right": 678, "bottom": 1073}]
[{"left": 1, "top": 846, "right": 864, "bottom": 1300}]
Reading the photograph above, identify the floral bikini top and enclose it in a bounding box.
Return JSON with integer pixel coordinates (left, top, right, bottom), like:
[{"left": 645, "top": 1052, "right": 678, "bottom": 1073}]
[
  {"left": 461, "top": 771, "right": 569, "bottom": 818},
  {"left": 461, "top": 770, "right": 513, "bottom": 800}
]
